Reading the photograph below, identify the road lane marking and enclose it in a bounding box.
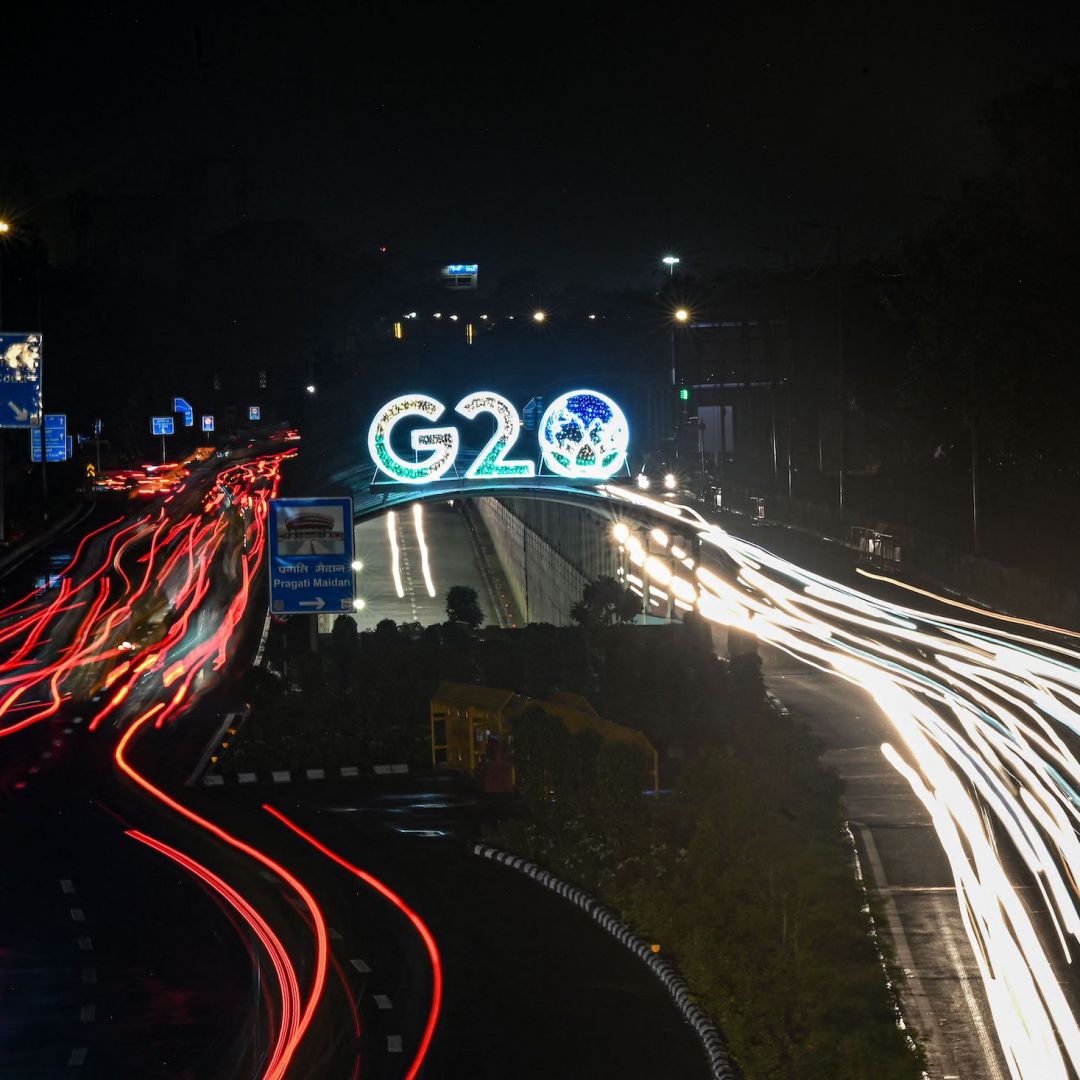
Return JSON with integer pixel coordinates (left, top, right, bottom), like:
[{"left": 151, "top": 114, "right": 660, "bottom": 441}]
[
  {"left": 69, "top": 908, "right": 85, "bottom": 922},
  {"left": 238, "top": 772, "right": 257, "bottom": 784},
  {"left": 858, "top": 825, "right": 956, "bottom": 1078},
  {"left": 79, "top": 1006, "right": 95, "bottom": 1022},
  {"left": 81, "top": 968, "right": 96, "bottom": 984},
  {"left": 328, "top": 927, "right": 342, "bottom": 940},
  {"left": 387, "top": 1035, "right": 403, "bottom": 1053},
  {"left": 340, "top": 766, "right": 359, "bottom": 778},
  {"left": 374, "top": 994, "right": 393, "bottom": 1009},
  {"left": 349, "top": 958, "right": 370, "bottom": 973},
  {"left": 271, "top": 770, "right": 291, "bottom": 783},
  {"left": 306, "top": 768, "right": 325, "bottom": 780},
  {"left": 67, "top": 1047, "right": 88, "bottom": 1066},
  {"left": 60, "top": 879, "right": 75, "bottom": 894},
  {"left": 77, "top": 937, "right": 93, "bottom": 950}
]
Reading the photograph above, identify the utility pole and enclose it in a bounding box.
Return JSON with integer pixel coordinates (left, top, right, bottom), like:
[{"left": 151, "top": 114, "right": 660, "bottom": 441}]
[
  {"left": 802, "top": 222, "right": 844, "bottom": 511},
  {"left": 969, "top": 416, "right": 980, "bottom": 555}
]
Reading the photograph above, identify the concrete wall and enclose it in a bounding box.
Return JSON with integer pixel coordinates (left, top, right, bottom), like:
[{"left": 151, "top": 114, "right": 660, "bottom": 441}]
[{"left": 473, "top": 498, "right": 618, "bottom": 626}]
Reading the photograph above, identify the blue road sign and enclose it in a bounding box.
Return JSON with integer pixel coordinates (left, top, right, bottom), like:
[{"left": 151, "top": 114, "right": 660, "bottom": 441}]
[
  {"left": 173, "top": 397, "right": 194, "bottom": 427},
  {"left": 0, "top": 332, "right": 43, "bottom": 429},
  {"left": 201, "top": 415, "right": 214, "bottom": 432},
  {"left": 93, "top": 418, "right": 103, "bottom": 435},
  {"left": 151, "top": 416, "right": 175, "bottom": 436},
  {"left": 67, "top": 435, "right": 72, "bottom": 460},
  {"left": 30, "top": 413, "right": 67, "bottom": 463},
  {"left": 268, "top": 497, "right": 355, "bottom": 616},
  {"left": 248, "top": 405, "right": 261, "bottom": 421}
]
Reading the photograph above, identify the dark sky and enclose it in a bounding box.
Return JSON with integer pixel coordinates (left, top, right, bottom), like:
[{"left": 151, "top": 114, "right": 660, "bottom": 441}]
[{"left": 4, "top": 2, "right": 1077, "bottom": 287}]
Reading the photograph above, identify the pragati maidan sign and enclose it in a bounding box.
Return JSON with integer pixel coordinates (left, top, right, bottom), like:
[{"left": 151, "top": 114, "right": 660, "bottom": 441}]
[{"left": 367, "top": 389, "right": 630, "bottom": 484}]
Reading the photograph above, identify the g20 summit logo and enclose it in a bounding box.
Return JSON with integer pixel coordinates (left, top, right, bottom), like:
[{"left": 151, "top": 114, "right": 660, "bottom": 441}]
[{"left": 368, "top": 389, "right": 629, "bottom": 485}]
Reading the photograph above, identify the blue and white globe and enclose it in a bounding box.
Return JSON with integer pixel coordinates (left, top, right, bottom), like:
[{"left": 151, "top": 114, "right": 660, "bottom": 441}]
[{"left": 538, "top": 390, "right": 629, "bottom": 479}]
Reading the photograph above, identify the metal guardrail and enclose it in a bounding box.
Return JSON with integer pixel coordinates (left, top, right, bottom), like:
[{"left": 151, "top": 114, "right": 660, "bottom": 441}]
[
  {"left": 852, "top": 527, "right": 901, "bottom": 568},
  {"left": 472, "top": 843, "right": 739, "bottom": 1079}
]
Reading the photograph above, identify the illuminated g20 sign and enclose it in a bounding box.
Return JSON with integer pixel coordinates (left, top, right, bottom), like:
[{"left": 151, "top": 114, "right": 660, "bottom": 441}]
[{"left": 368, "top": 389, "right": 629, "bottom": 485}]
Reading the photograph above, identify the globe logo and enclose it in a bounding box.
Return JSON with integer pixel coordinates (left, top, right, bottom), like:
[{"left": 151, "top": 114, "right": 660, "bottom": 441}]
[{"left": 538, "top": 390, "right": 629, "bottom": 479}]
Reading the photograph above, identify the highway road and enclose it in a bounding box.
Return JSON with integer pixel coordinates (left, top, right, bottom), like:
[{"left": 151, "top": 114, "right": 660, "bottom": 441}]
[
  {"left": 350, "top": 501, "right": 510, "bottom": 630},
  {"left": 0, "top": 455, "right": 709, "bottom": 1079},
  {"left": 609, "top": 483, "right": 1080, "bottom": 1080}
]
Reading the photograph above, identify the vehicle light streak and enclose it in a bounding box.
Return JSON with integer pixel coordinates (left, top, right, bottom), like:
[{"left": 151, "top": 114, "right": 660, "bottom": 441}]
[
  {"left": 604, "top": 485, "right": 1080, "bottom": 1078},
  {"left": 116, "top": 710, "right": 328, "bottom": 1080},
  {"left": 412, "top": 504, "right": 437, "bottom": 598},
  {"left": 262, "top": 805, "right": 442, "bottom": 1080},
  {"left": 386, "top": 511, "right": 405, "bottom": 598},
  {"left": 126, "top": 829, "right": 297, "bottom": 1080}
]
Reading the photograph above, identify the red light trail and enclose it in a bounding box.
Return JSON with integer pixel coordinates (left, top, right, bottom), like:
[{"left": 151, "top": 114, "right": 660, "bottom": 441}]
[{"left": 263, "top": 804, "right": 444, "bottom": 1080}]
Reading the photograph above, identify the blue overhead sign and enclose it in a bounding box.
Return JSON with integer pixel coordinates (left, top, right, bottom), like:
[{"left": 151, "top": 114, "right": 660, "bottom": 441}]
[
  {"left": 0, "top": 332, "right": 43, "bottom": 429},
  {"left": 173, "top": 397, "right": 194, "bottom": 427},
  {"left": 268, "top": 497, "right": 355, "bottom": 616},
  {"left": 30, "top": 413, "right": 68, "bottom": 463},
  {"left": 445, "top": 264, "right": 478, "bottom": 275},
  {"left": 201, "top": 415, "right": 214, "bottom": 432},
  {"left": 248, "top": 405, "right": 261, "bottom": 421},
  {"left": 151, "top": 416, "right": 175, "bottom": 436}
]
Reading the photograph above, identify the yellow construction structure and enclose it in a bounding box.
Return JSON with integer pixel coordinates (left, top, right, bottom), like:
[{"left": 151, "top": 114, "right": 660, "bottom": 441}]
[{"left": 430, "top": 681, "right": 659, "bottom": 794}]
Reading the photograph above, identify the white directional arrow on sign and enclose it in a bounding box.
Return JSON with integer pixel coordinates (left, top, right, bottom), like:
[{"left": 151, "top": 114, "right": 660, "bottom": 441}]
[
  {"left": 8, "top": 402, "right": 29, "bottom": 422},
  {"left": 299, "top": 598, "right": 326, "bottom": 610}
]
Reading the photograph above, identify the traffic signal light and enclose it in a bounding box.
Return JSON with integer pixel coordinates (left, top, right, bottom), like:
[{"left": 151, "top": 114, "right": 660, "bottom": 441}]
[
  {"left": 679, "top": 387, "right": 690, "bottom": 401},
  {"left": 258, "top": 369, "right": 267, "bottom": 389}
]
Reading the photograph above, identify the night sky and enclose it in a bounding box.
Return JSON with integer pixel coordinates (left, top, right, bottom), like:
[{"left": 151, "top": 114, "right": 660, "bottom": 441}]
[{"left": 3, "top": 3, "right": 1076, "bottom": 287}]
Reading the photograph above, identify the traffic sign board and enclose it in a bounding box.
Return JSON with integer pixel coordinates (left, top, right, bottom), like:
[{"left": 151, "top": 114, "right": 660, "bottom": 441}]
[
  {"left": 151, "top": 416, "right": 175, "bottom": 436},
  {"left": 173, "top": 397, "right": 194, "bottom": 427},
  {"left": 86, "top": 463, "right": 96, "bottom": 479},
  {"left": 267, "top": 497, "right": 355, "bottom": 616},
  {"left": 248, "top": 405, "right": 261, "bottom": 421},
  {"left": 30, "top": 413, "right": 68, "bottom": 463},
  {"left": 201, "top": 415, "right": 214, "bottom": 432},
  {"left": 0, "top": 332, "right": 43, "bottom": 428}
]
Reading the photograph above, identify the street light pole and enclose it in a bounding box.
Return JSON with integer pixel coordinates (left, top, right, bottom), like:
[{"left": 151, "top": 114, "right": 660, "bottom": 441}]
[{"left": 802, "top": 222, "right": 844, "bottom": 511}]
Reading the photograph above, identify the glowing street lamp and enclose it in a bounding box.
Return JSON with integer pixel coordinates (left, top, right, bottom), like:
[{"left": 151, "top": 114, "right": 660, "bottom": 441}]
[
  {"left": 305, "top": 384, "right": 316, "bottom": 394},
  {"left": 636, "top": 473, "right": 650, "bottom": 490},
  {"left": 664, "top": 473, "right": 677, "bottom": 491},
  {"left": 674, "top": 308, "right": 689, "bottom": 323},
  {"left": 0, "top": 221, "right": 10, "bottom": 234},
  {"left": 662, "top": 255, "right": 680, "bottom": 276},
  {"left": 532, "top": 310, "right": 546, "bottom": 323}
]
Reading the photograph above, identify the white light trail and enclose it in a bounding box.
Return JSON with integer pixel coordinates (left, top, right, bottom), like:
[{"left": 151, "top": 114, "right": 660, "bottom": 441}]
[
  {"left": 412, "top": 504, "right": 437, "bottom": 598},
  {"left": 385, "top": 512, "right": 405, "bottom": 599},
  {"left": 604, "top": 484, "right": 1080, "bottom": 1079}
]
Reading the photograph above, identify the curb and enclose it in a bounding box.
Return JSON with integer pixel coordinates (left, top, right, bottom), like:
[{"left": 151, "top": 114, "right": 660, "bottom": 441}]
[
  {"left": 202, "top": 763, "right": 410, "bottom": 787},
  {"left": 472, "top": 843, "right": 738, "bottom": 1080}
]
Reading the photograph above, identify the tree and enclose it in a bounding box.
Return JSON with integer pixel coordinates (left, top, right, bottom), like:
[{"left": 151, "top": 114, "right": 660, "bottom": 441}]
[
  {"left": 569, "top": 575, "right": 640, "bottom": 628},
  {"left": 445, "top": 585, "right": 484, "bottom": 628},
  {"left": 329, "top": 613, "right": 359, "bottom": 691}
]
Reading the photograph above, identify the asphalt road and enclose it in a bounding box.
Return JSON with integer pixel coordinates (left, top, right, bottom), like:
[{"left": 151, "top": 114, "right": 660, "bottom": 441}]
[
  {"left": 1, "top": 460, "right": 712, "bottom": 1079},
  {"left": 613, "top": 482, "right": 1080, "bottom": 1080},
  {"left": 351, "top": 501, "right": 508, "bottom": 629}
]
